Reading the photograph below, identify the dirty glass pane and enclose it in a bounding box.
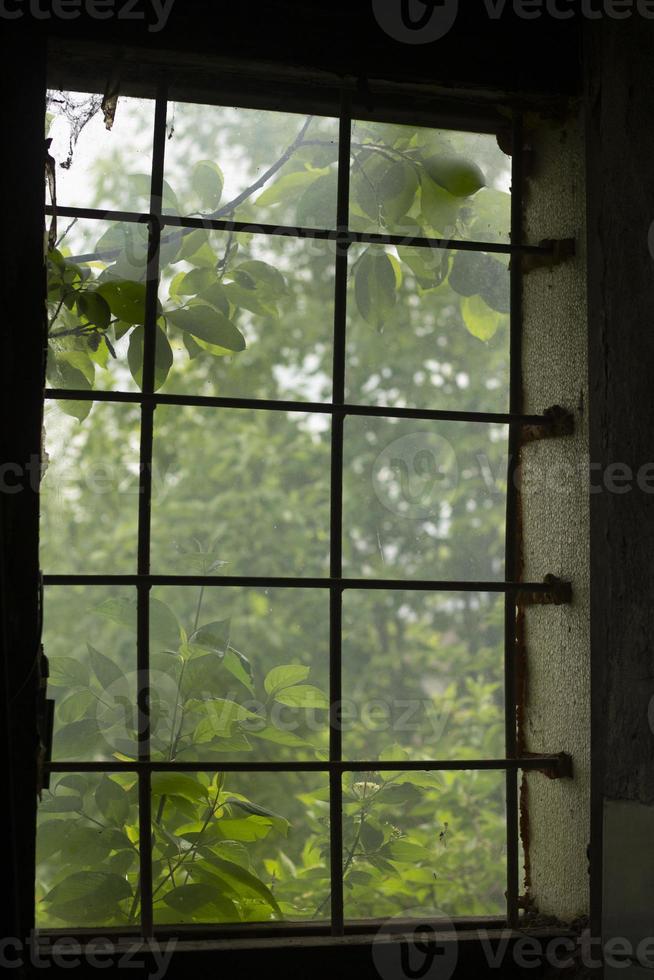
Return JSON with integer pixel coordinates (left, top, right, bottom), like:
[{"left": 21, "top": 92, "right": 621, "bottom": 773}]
[
  {"left": 346, "top": 243, "right": 510, "bottom": 413},
  {"left": 37, "top": 773, "right": 139, "bottom": 928},
  {"left": 148, "top": 587, "right": 330, "bottom": 762},
  {"left": 342, "top": 769, "right": 506, "bottom": 919},
  {"left": 44, "top": 585, "right": 139, "bottom": 762},
  {"left": 164, "top": 103, "right": 339, "bottom": 228},
  {"left": 349, "top": 120, "right": 510, "bottom": 243},
  {"left": 47, "top": 91, "right": 155, "bottom": 213},
  {"left": 156, "top": 231, "right": 335, "bottom": 400},
  {"left": 343, "top": 416, "right": 508, "bottom": 581},
  {"left": 150, "top": 405, "right": 331, "bottom": 577},
  {"left": 152, "top": 771, "right": 330, "bottom": 924},
  {"left": 342, "top": 590, "right": 505, "bottom": 761},
  {"left": 40, "top": 401, "right": 141, "bottom": 575}
]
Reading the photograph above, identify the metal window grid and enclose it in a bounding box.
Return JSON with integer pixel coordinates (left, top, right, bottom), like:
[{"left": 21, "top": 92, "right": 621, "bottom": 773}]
[{"left": 42, "top": 85, "right": 564, "bottom": 939}]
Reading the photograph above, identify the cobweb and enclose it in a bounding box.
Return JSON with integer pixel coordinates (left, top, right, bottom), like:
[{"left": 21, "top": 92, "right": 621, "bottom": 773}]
[{"left": 46, "top": 91, "right": 103, "bottom": 170}]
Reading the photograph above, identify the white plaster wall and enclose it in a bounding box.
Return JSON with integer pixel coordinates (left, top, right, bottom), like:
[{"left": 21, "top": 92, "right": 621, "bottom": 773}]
[{"left": 520, "top": 107, "right": 590, "bottom": 921}]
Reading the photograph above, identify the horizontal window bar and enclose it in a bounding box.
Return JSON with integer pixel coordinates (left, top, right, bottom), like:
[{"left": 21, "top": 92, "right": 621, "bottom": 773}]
[
  {"left": 44, "top": 389, "right": 552, "bottom": 428},
  {"left": 46, "top": 204, "right": 551, "bottom": 256},
  {"left": 45, "top": 757, "right": 565, "bottom": 774},
  {"left": 42, "top": 575, "right": 561, "bottom": 593}
]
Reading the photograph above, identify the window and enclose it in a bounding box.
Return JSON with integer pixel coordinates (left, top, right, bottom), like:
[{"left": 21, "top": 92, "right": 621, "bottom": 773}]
[{"left": 39, "top": 82, "right": 570, "bottom": 939}]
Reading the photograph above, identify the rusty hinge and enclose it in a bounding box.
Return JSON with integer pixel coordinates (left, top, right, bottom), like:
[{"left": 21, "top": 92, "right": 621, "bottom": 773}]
[
  {"left": 518, "top": 574, "right": 572, "bottom": 607},
  {"left": 523, "top": 751, "right": 574, "bottom": 780},
  {"left": 523, "top": 237, "right": 576, "bottom": 273},
  {"left": 522, "top": 404, "right": 575, "bottom": 444},
  {"left": 36, "top": 646, "right": 55, "bottom": 795}
]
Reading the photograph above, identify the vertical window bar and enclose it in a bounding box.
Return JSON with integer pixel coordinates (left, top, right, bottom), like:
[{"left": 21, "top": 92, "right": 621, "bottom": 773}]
[
  {"left": 328, "top": 88, "right": 351, "bottom": 937},
  {"left": 136, "top": 86, "right": 168, "bottom": 939},
  {"left": 504, "top": 109, "right": 524, "bottom": 929}
]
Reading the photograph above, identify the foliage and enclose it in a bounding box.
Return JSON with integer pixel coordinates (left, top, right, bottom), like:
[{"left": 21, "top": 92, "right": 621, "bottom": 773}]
[{"left": 38, "top": 95, "right": 511, "bottom": 928}]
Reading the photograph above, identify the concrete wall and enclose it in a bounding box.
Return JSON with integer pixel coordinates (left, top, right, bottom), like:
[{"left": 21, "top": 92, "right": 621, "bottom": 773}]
[{"left": 521, "top": 108, "right": 591, "bottom": 922}]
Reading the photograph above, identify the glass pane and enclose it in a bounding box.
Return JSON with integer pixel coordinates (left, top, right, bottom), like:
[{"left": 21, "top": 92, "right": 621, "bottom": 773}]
[
  {"left": 151, "top": 405, "right": 331, "bottom": 576},
  {"left": 47, "top": 218, "right": 149, "bottom": 394},
  {"left": 37, "top": 772, "right": 139, "bottom": 928},
  {"left": 349, "top": 120, "right": 511, "bottom": 243},
  {"left": 345, "top": 244, "right": 509, "bottom": 413},
  {"left": 164, "top": 103, "right": 339, "bottom": 228},
  {"left": 157, "top": 231, "right": 335, "bottom": 400},
  {"left": 47, "top": 91, "right": 155, "bottom": 213},
  {"left": 343, "top": 417, "right": 508, "bottom": 581},
  {"left": 40, "top": 401, "right": 141, "bottom": 575},
  {"left": 342, "top": 769, "right": 506, "bottom": 919},
  {"left": 342, "top": 591, "right": 505, "bottom": 761},
  {"left": 45, "top": 586, "right": 139, "bottom": 762},
  {"left": 149, "top": 587, "right": 329, "bottom": 761},
  {"left": 152, "top": 771, "right": 330, "bottom": 924}
]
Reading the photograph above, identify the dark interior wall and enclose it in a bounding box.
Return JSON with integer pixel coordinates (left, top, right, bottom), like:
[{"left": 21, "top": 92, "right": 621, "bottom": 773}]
[{"left": 585, "top": 17, "right": 654, "bottom": 945}]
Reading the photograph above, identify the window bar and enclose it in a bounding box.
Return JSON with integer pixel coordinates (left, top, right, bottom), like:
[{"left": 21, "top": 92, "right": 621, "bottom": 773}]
[
  {"left": 44, "top": 387, "right": 557, "bottom": 428},
  {"left": 328, "top": 89, "right": 352, "bottom": 938},
  {"left": 42, "top": 575, "right": 568, "bottom": 595},
  {"left": 504, "top": 109, "right": 525, "bottom": 929},
  {"left": 135, "top": 86, "right": 168, "bottom": 940},
  {"left": 45, "top": 755, "right": 569, "bottom": 775},
  {"left": 45, "top": 203, "right": 553, "bottom": 257}
]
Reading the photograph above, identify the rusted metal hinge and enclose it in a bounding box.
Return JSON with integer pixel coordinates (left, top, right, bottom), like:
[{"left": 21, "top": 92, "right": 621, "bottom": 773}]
[
  {"left": 523, "top": 237, "right": 576, "bottom": 273},
  {"left": 522, "top": 751, "right": 574, "bottom": 780},
  {"left": 522, "top": 404, "right": 575, "bottom": 444},
  {"left": 518, "top": 574, "right": 572, "bottom": 607},
  {"left": 36, "top": 646, "right": 55, "bottom": 795}
]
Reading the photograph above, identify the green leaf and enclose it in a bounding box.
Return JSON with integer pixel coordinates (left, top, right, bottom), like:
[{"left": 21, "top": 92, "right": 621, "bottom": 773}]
[
  {"left": 42, "top": 872, "right": 131, "bottom": 923},
  {"left": 37, "top": 819, "right": 71, "bottom": 860},
  {"left": 54, "top": 719, "right": 101, "bottom": 756},
  {"left": 127, "top": 324, "right": 173, "bottom": 391},
  {"left": 77, "top": 290, "right": 111, "bottom": 331},
  {"left": 233, "top": 260, "right": 287, "bottom": 299},
  {"left": 151, "top": 773, "right": 209, "bottom": 802},
  {"left": 360, "top": 820, "right": 385, "bottom": 852},
  {"left": 201, "top": 855, "right": 282, "bottom": 915},
  {"left": 273, "top": 685, "right": 329, "bottom": 709},
  {"left": 379, "top": 161, "right": 419, "bottom": 224},
  {"left": 162, "top": 883, "right": 231, "bottom": 915},
  {"left": 198, "top": 282, "right": 231, "bottom": 316},
  {"left": 296, "top": 172, "right": 337, "bottom": 227},
  {"left": 223, "top": 649, "right": 255, "bottom": 694},
  {"left": 354, "top": 248, "right": 397, "bottom": 331},
  {"left": 96, "top": 597, "right": 137, "bottom": 632},
  {"left": 177, "top": 268, "right": 215, "bottom": 296},
  {"left": 189, "top": 620, "right": 231, "bottom": 657},
  {"left": 95, "top": 775, "right": 130, "bottom": 825},
  {"left": 97, "top": 280, "right": 148, "bottom": 325},
  {"left": 422, "top": 153, "right": 485, "bottom": 198},
  {"left": 166, "top": 306, "right": 246, "bottom": 353},
  {"left": 420, "top": 174, "right": 461, "bottom": 236},
  {"left": 264, "top": 664, "right": 310, "bottom": 697},
  {"left": 226, "top": 798, "right": 290, "bottom": 836},
  {"left": 150, "top": 598, "right": 182, "bottom": 645},
  {"left": 385, "top": 840, "right": 433, "bottom": 863},
  {"left": 192, "top": 160, "right": 224, "bottom": 212},
  {"left": 57, "top": 690, "right": 94, "bottom": 723},
  {"left": 46, "top": 353, "right": 93, "bottom": 420},
  {"left": 256, "top": 168, "right": 328, "bottom": 208},
  {"left": 460, "top": 294, "right": 504, "bottom": 342},
  {"left": 88, "top": 645, "right": 123, "bottom": 691},
  {"left": 49, "top": 657, "right": 90, "bottom": 689},
  {"left": 248, "top": 726, "right": 310, "bottom": 748}
]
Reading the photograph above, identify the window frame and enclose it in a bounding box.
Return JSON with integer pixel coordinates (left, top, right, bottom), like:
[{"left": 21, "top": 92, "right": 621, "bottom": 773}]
[{"left": 40, "top": 68, "right": 570, "bottom": 944}]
